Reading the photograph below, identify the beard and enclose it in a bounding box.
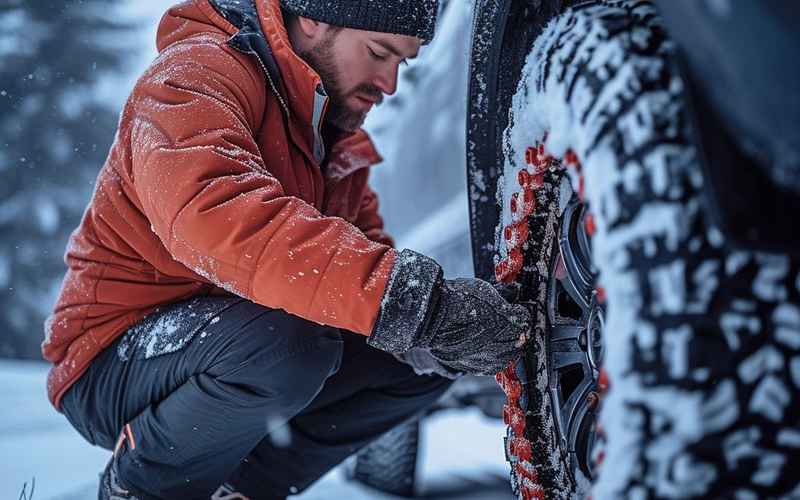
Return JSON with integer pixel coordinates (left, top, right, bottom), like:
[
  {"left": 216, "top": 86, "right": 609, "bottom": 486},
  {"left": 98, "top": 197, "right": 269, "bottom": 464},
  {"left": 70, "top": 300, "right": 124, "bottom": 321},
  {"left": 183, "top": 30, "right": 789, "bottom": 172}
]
[{"left": 299, "top": 32, "right": 384, "bottom": 132}]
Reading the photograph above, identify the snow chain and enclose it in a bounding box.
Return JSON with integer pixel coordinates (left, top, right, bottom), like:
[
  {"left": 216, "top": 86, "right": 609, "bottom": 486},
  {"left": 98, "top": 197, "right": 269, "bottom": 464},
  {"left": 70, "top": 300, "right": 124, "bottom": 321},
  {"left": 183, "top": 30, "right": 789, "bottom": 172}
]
[{"left": 495, "top": 138, "right": 607, "bottom": 499}]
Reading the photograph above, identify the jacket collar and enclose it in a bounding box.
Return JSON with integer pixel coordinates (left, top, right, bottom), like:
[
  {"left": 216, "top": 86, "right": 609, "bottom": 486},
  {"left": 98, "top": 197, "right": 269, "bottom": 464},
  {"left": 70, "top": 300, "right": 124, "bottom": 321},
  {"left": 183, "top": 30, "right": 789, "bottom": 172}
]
[{"left": 207, "top": 0, "right": 381, "bottom": 172}]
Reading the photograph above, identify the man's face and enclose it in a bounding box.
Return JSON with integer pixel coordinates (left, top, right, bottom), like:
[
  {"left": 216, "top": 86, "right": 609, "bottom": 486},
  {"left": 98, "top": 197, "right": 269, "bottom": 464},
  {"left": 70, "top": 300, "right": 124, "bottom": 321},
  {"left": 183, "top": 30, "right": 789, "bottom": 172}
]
[{"left": 298, "top": 26, "right": 422, "bottom": 131}]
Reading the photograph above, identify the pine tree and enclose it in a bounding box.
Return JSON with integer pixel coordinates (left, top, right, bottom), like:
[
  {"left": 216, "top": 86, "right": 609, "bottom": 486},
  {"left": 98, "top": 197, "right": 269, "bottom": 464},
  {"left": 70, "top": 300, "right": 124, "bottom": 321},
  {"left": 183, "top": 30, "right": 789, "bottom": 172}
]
[{"left": 0, "top": 0, "right": 134, "bottom": 358}]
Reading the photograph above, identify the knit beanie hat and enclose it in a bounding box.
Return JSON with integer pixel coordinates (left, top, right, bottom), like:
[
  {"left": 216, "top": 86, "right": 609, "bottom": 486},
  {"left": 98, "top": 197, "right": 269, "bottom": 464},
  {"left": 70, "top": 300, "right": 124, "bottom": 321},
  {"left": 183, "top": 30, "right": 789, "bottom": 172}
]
[{"left": 280, "top": 0, "right": 439, "bottom": 43}]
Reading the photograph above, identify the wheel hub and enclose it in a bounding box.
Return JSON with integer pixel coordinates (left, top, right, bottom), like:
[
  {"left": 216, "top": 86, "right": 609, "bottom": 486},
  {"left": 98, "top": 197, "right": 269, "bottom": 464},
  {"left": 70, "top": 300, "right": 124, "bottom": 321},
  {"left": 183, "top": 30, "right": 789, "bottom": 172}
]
[{"left": 547, "top": 195, "right": 603, "bottom": 480}]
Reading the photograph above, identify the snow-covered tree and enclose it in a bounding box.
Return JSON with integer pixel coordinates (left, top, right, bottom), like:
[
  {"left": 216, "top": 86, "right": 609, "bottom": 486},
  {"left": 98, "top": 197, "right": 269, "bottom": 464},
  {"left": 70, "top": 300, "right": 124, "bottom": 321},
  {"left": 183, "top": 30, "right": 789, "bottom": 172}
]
[{"left": 0, "top": 1, "right": 133, "bottom": 358}]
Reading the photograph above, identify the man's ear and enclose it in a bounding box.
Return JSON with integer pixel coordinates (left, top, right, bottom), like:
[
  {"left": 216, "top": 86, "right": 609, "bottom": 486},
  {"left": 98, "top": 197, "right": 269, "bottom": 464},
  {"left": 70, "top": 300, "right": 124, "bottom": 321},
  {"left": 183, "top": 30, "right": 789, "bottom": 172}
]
[{"left": 296, "top": 15, "right": 325, "bottom": 40}]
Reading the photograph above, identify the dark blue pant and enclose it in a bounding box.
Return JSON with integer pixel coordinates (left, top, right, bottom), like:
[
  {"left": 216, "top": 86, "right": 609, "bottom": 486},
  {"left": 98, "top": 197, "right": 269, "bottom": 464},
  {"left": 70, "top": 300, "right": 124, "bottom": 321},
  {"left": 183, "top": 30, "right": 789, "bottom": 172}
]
[{"left": 61, "top": 297, "right": 452, "bottom": 499}]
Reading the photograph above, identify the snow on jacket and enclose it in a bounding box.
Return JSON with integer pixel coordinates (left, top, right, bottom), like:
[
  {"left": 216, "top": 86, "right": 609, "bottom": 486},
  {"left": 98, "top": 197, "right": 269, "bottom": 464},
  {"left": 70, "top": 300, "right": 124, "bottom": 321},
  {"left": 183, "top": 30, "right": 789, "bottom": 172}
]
[{"left": 42, "top": 0, "right": 397, "bottom": 409}]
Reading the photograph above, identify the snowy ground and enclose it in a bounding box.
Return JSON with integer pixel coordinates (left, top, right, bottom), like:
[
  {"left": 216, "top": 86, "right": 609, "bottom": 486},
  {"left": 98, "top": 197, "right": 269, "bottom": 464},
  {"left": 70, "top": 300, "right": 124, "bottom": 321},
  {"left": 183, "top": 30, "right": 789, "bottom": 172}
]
[{"left": 0, "top": 359, "right": 512, "bottom": 500}]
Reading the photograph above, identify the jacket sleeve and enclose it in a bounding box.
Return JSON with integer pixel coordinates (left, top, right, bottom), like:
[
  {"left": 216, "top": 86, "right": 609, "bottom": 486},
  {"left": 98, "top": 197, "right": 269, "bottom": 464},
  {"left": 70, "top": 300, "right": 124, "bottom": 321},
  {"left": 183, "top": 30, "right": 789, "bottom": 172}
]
[
  {"left": 128, "top": 38, "right": 395, "bottom": 335},
  {"left": 354, "top": 183, "right": 395, "bottom": 248}
]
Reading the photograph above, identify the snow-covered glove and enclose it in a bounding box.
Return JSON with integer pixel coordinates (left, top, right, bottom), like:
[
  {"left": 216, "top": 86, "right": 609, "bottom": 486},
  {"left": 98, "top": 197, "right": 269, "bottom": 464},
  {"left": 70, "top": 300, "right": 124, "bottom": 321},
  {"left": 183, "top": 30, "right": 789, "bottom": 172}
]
[{"left": 369, "top": 249, "right": 531, "bottom": 376}]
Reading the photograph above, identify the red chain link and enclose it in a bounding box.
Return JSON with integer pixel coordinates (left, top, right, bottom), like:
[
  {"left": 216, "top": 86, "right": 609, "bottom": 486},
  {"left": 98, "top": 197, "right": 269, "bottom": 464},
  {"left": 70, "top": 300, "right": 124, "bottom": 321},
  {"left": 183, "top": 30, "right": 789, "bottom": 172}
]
[{"left": 495, "top": 137, "right": 611, "bottom": 498}]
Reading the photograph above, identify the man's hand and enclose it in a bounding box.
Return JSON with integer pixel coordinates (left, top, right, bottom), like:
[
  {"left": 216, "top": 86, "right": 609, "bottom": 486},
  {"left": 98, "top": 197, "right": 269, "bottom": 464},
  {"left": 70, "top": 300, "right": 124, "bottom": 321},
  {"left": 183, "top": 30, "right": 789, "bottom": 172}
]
[
  {"left": 369, "top": 249, "right": 531, "bottom": 376},
  {"left": 418, "top": 277, "right": 531, "bottom": 375}
]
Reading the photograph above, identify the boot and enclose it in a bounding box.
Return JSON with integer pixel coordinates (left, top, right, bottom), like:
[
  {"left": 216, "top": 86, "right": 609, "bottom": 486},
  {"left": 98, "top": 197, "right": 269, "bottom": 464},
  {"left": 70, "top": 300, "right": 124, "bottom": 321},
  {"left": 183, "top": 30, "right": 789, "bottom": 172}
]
[
  {"left": 210, "top": 484, "right": 252, "bottom": 500},
  {"left": 98, "top": 425, "right": 140, "bottom": 500},
  {"left": 99, "top": 425, "right": 255, "bottom": 500}
]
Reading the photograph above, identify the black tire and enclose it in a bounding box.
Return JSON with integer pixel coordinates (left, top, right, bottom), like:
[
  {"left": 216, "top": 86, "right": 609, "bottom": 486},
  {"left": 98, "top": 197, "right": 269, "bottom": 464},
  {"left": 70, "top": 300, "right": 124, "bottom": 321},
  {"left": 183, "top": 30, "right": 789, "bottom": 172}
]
[
  {"left": 350, "top": 418, "right": 421, "bottom": 497},
  {"left": 468, "top": 1, "right": 592, "bottom": 497},
  {"left": 467, "top": 1, "right": 669, "bottom": 498}
]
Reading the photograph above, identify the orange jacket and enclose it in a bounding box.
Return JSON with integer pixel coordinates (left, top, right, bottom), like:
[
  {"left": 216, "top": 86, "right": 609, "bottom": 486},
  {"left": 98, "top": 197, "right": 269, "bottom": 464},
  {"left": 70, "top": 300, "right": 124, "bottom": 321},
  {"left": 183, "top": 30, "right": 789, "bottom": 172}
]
[{"left": 43, "top": 0, "right": 397, "bottom": 408}]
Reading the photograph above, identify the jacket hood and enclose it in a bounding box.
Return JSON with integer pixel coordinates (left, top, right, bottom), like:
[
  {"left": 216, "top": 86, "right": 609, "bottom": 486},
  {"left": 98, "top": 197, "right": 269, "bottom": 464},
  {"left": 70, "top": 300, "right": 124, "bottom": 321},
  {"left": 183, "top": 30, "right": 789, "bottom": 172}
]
[{"left": 156, "top": 0, "right": 381, "bottom": 169}]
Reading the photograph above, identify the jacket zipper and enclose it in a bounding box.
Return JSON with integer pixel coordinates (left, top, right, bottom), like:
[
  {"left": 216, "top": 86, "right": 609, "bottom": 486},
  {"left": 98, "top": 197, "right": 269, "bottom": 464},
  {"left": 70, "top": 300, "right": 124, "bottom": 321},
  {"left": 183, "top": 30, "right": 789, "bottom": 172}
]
[{"left": 237, "top": 46, "right": 291, "bottom": 120}]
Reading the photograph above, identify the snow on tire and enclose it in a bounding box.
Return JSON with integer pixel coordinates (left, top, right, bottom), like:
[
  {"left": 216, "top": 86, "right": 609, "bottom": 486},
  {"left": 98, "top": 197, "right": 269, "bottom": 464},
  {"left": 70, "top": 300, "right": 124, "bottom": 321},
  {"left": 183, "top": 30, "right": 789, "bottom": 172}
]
[{"left": 500, "top": 1, "right": 800, "bottom": 499}]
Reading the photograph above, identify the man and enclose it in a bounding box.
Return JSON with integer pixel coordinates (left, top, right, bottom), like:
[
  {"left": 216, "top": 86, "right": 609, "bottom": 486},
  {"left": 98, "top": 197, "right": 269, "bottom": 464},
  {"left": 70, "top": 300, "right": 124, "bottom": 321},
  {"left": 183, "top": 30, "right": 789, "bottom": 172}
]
[{"left": 42, "top": 0, "right": 531, "bottom": 499}]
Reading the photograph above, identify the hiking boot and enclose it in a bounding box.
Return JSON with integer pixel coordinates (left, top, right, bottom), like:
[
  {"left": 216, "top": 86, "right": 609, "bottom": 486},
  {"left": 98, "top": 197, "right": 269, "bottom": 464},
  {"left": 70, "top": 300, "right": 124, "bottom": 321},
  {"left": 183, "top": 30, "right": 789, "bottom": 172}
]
[
  {"left": 211, "top": 483, "right": 252, "bottom": 500},
  {"left": 99, "top": 424, "right": 256, "bottom": 500},
  {"left": 98, "top": 424, "right": 141, "bottom": 500},
  {"left": 99, "top": 463, "right": 254, "bottom": 500},
  {"left": 98, "top": 453, "right": 139, "bottom": 500}
]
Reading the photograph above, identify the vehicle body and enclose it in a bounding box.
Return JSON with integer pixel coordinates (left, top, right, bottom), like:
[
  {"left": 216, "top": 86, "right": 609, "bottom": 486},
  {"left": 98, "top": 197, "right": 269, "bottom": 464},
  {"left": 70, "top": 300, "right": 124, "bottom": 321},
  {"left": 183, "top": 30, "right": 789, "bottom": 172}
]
[{"left": 355, "top": 0, "right": 800, "bottom": 498}]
